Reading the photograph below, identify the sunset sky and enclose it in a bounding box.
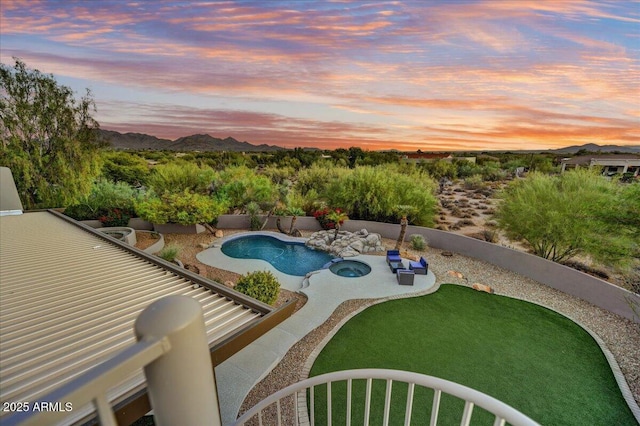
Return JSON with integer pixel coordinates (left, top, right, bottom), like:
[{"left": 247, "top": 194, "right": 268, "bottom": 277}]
[{"left": 1, "top": 0, "right": 639, "bottom": 151}]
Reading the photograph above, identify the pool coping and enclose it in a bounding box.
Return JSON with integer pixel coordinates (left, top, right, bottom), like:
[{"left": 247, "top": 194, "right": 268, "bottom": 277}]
[{"left": 215, "top": 230, "right": 309, "bottom": 246}]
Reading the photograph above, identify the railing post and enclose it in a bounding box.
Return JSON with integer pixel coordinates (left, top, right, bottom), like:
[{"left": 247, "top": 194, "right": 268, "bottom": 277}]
[{"left": 135, "top": 295, "right": 221, "bottom": 426}]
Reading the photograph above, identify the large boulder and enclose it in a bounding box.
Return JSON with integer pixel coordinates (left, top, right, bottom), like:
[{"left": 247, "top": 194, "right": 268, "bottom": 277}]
[{"left": 306, "top": 230, "right": 385, "bottom": 257}]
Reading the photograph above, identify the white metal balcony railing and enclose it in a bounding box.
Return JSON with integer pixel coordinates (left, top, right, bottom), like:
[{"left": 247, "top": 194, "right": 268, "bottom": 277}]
[
  {"left": 3, "top": 295, "right": 539, "bottom": 426},
  {"left": 234, "top": 369, "right": 540, "bottom": 426}
]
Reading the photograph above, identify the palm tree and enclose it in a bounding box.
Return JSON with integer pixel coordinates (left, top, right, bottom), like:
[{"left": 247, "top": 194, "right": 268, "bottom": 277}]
[
  {"left": 394, "top": 205, "right": 417, "bottom": 250},
  {"left": 327, "top": 209, "right": 349, "bottom": 241},
  {"left": 287, "top": 207, "right": 306, "bottom": 236}
]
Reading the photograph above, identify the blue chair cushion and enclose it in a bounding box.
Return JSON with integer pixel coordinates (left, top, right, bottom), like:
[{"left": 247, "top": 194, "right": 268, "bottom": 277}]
[
  {"left": 386, "top": 250, "right": 402, "bottom": 264},
  {"left": 409, "top": 257, "right": 428, "bottom": 274}
]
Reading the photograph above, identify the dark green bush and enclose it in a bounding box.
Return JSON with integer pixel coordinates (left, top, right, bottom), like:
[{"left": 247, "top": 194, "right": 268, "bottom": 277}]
[
  {"left": 101, "top": 151, "right": 150, "bottom": 186},
  {"left": 63, "top": 203, "right": 97, "bottom": 221},
  {"left": 234, "top": 271, "right": 280, "bottom": 305},
  {"left": 64, "top": 180, "right": 138, "bottom": 221}
]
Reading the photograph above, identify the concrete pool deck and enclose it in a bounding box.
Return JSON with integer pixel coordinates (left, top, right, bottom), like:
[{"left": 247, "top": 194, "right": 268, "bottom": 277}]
[{"left": 196, "top": 231, "right": 437, "bottom": 424}]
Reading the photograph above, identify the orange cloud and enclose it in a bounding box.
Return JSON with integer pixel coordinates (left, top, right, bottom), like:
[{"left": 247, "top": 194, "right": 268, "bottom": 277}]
[{"left": 2, "top": 0, "right": 637, "bottom": 151}]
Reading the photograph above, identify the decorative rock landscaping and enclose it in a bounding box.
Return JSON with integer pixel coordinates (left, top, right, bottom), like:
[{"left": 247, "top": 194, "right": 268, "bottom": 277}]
[{"left": 305, "top": 229, "right": 385, "bottom": 257}]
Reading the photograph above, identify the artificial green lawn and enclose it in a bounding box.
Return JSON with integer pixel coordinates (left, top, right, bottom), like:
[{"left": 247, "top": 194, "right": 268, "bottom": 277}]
[{"left": 309, "top": 284, "right": 636, "bottom": 425}]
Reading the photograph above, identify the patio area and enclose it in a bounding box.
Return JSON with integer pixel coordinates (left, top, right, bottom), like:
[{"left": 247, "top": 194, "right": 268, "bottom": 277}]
[{"left": 197, "top": 232, "right": 437, "bottom": 424}]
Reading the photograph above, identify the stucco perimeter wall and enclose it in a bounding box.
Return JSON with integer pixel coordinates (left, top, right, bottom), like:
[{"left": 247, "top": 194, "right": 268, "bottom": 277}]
[
  {"left": 216, "top": 215, "right": 322, "bottom": 231},
  {"left": 340, "top": 219, "right": 639, "bottom": 322}
]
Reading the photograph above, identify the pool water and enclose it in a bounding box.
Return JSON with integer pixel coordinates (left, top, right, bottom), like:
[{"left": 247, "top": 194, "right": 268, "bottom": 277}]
[{"left": 221, "top": 235, "right": 333, "bottom": 276}]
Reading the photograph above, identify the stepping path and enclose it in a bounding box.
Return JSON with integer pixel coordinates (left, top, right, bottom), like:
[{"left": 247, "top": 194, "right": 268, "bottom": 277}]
[{"left": 196, "top": 232, "right": 436, "bottom": 425}]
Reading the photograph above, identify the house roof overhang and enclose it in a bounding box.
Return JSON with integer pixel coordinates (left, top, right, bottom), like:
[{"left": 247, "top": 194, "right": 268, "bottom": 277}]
[
  {"left": 0, "top": 210, "right": 294, "bottom": 425},
  {"left": 561, "top": 154, "right": 640, "bottom": 166}
]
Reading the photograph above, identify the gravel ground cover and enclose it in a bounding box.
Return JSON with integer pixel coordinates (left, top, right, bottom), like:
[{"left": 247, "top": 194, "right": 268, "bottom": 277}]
[{"left": 154, "top": 230, "right": 639, "bottom": 422}]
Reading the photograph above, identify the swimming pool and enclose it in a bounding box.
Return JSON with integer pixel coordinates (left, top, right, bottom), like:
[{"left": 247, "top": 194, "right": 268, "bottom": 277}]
[{"left": 221, "top": 234, "right": 333, "bottom": 276}]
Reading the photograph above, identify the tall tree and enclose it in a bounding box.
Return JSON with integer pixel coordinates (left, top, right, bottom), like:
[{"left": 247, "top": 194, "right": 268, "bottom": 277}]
[
  {"left": 495, "top": 169, "right": 637, "bottom": 267},
  {"left": 0, "top": 59, "right": 103, "bottom": 209}
]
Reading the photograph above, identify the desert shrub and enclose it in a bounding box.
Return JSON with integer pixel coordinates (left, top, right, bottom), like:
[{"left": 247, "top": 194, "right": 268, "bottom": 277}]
[
  {"left": 482, "top": 228, "right": 499, "bottom": 243},
  {"left": 157, "top": 244, "right": 180, "bottom": 262},
  {"left": 147, "top": 162, "right": 217, "bottom": 194},
  {"left": 295, "top": 163, "right": 349, "bottom": 197},
  {"left": 234, "top": 271, "right": 280, "bottom": 305},
  {"left": 216, "top": 166, "right": 278, "bottom": 212},
  {"left": 496, "top": 169, "right": 637, "bottom": 265},
  {"left": 410, "top": 234, "right": 426, "bottom": 250},
  {"left": 463, "top": 174, "right": 485, "bottom": 190},
  {"left": 325, "top": 165, "right": 437, "bottom": 226},
  {"left": 65, "top": 180, "right": 138, "bottom": 221},
  {"left": 246, "top": 201, "right": 263, "bottom": 231},
  {"left": 450, "top": 206, "right": 462, "bottom": 217},
  {"left": 454, "top": 160, "right": 482, "bottom": 178},
  {"left": 135, "top": 190, "right": 227, "bottom": 225},
  {"left": 421, "top": 159, "right": 457, "bottom": 180},
  {"left": 455, "top": 219, "right": 475, "bottom": 228},
  {"left": 101, "top": 151, "right": 150, "bottom": 186},
  {"left": 261, "top": 165, "right": 296, "bottom": 184},
  {"left": 480, "top": 162, "right": 507, "bottom": 181}
]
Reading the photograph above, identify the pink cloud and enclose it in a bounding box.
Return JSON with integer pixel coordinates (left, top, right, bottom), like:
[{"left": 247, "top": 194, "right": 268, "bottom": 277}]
[{"left": 2, "top": 1, "right": 638, "bottom": 151}]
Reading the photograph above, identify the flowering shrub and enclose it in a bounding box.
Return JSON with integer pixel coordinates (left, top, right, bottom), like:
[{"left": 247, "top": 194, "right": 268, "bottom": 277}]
[
  {"left": 313, "top": 207, "right": 346, "bottom": 230},
  {"left": 98, "top": 208, "right": 132, "bottom": 227}
]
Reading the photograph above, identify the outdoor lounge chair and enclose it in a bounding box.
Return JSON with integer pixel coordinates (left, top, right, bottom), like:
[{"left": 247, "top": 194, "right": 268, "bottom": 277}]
[
  {"left": 386, "top": 249, "right": 401, "bottom": 265},
  {"left": 409, "top": 257, "right": 428, "bottom": 275},
  {"left": 396, "top": 269, "right": 415, "bottom": 285}
]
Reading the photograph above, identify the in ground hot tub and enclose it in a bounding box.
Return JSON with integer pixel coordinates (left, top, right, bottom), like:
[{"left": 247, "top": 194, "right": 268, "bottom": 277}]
[{"left": 329, "top": 259, "right": 372, "bottom": 278}]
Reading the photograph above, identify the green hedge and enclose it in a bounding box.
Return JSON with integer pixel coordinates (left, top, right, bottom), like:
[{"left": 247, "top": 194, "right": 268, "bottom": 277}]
[{"left": 234, "top": 271, "right": 280, "bottom": 305}]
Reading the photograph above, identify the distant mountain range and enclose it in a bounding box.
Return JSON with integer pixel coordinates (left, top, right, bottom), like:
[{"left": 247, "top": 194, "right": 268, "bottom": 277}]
[
  {"left": 548, "top": 143, "right": 640, "bottom": 154},
  {"left": 99, "top": 129, "right": 639, "bottom": 154},
  {"left": 98, "top": 130, "right": 284, "bottom": 152}
]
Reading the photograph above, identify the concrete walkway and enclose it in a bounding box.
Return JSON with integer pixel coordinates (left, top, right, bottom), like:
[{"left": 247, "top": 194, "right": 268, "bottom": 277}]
[{"left": 196, "top": 231, "right": 436, "bottom": 425}]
